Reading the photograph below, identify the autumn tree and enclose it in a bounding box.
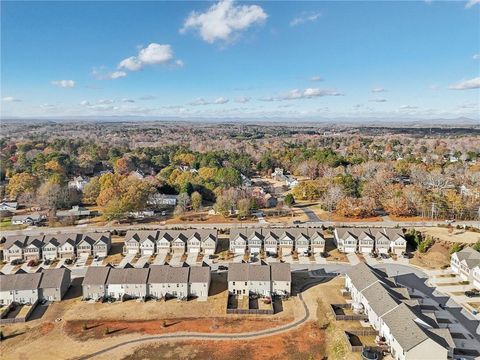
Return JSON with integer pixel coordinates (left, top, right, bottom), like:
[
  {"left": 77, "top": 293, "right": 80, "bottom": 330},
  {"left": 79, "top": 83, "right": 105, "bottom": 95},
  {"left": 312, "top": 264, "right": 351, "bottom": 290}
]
[
  {"left": 6, "top": 172, "right": 38, "bottom": 199},
  {"left": 191, "top": 191, "right": 202, "bottom": 211}
]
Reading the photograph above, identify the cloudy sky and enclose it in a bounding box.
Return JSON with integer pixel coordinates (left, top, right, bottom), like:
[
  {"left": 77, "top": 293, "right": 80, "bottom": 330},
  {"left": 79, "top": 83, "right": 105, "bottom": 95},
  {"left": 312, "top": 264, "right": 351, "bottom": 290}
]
[{"left": 1, "top": 0, "right": 479, "bottom": 120}]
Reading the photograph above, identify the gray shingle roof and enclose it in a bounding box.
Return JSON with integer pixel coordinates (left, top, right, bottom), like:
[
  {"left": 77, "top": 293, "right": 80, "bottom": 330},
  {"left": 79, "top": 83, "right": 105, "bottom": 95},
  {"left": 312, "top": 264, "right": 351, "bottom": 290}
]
[
  {"left": 0, "top": 273, "right": 42, "bottom": 291},
  {"left": 228, "top": 263, "right": 270, "bottom": 282},
  {"left": 147, "top": 265, "right": 189, "bottom": 284},
  {"left": 39, "top": 268, "right": 70, "bottom": 289},
  {"left": 228, "top": 263, "right": 249, "bottom": 282},
  {"left": 189, "top": 266, "right": 210, "bottom": 283},
  {"left": 270, "top": 263, "right": 291, "bottom": 282},
  {"left": 82, "top": 266, "right": 111, "bottom": 286},
  {"left": 4, "top": 235, "right": 28, "bottom": 249},
  {"left": 106, "top": 268, "right": 149, "bottom": 285}
]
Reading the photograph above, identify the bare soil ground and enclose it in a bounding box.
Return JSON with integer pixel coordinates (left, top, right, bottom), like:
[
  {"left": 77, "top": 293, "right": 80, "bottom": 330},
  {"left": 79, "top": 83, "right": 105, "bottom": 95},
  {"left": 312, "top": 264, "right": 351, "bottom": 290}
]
[
  {"left": 417, "top": 227, "right": 480, "bottom": 244},
  {"left": 410, "top": 240, "right": 452, "bottom": 269}
]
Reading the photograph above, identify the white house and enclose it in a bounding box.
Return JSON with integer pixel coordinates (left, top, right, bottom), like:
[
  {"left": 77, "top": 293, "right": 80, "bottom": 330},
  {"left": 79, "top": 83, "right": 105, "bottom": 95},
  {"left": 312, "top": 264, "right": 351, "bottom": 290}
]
[
  {"left": 334, "top": 228, "right": 358, "bottom": 253},
  {"left": 310, "top": 231, "right": 326, "bottom": 254},
  {"left": 472, "top": 265, "right": 480, "bottom": 290},
  {"left": 270, "top": 262, "right": 291, "bottom": 296},
  {"left": 3, "top": 235, "right": 27, "bottom": 262},
  {"left": 0, "top": 201, "right": 18, "bottom": 212},
  {"left": 188, "top": 266, "right": 210, "bottom": 301},
  {"left": 229, "top": 230, "right": 248, "bottom": 254},
  {"left": 147, "top": 265, "right": 189, "bottom": 299},
  {"left": 247, "top": 231, "right": 263, "bottom": 255},
  {"left": 106, "top": 268, "right": 149, "bottom": 300},
  {"left": 450, "top": 247, "right": 480, "bottom": 282},
  {"left": 68, "top": 176, "right": 89, "bottom": 192}
]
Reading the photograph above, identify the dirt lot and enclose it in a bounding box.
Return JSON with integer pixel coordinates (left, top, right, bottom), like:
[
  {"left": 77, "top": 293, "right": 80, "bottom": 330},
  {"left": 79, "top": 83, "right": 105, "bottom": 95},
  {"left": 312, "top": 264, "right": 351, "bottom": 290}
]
[
  {"left": 410, "top": 240, "right": 452, "bottom": 269},
  {"left": 120, "top": 321, "right": 325, "bottom": 360},
  {"left": 417, "top": 227, "right": 480, "bottom": 244}
]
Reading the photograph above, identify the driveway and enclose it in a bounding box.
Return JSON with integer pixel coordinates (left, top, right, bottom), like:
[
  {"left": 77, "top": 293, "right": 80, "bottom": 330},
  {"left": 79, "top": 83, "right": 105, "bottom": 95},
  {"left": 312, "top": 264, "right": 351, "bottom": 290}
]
[
  {"left": 75, "top": 253, "right": 89, "bottom": 268},
  {"left": 1, "top": 263, "right": 16, "bottom": 274},
  {"left": 347, "top": 253, "right": 360, "bottom": 266},
  {"left": 55, "top": 259, "right": 67, "bottom": 269},
  {"left": 134, "top": 255, "right": 150, "bottom": 268},
  {"left": 232, "top": 254, "right": 244, "bottom": 263},
  {"left": 153, "top": 251, "right": 168, "bottom": 265},
  {"left": 118, "top": 254, "right": 135, "bottom": 268},
  {"left": 185, "top": 252, "right": 199, "bottom": 265},
  {"left": 169, "top": 252, "right": 183, "bottom": 267},
  {"left": 91, "top": 257, "right": 104, "bottom": 267}
]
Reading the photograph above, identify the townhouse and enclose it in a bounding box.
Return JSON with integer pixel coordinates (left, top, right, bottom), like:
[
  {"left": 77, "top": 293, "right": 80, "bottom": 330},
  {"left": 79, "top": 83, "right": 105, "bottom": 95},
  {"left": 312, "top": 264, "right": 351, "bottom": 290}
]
[
  {"left": 450, "top": 246, "right": 480, "bottom": 283},
  {"left": 334, "top": 227, "right": 407, "bottom": 254},
  {"left": 105, "top": 268, "right": 150, "bottom": 300},
  {"left": 0, "top": 268, "right": 71, "bottom": 305},
  {"left": 227, "top": 262, "right": 291, "bottom": 298},
  {"left": 82, "top": 266, "right": 111, "bottom": 301},
  {"left": 124, "top": 230, "right": 218, "bottom": 256},
  {"left": 23, "top": 235, "right": 43, "bottom": 261},
  {"left": 473, "top": 265, "right": 480, "bottom": 290},
  {"left": 3, "top": 235, "right": 28, "bottom": 262},
  {"left": 229, "top": 227, "right": 325, "bottom": 256},
  {"left": 82, "top": 264, "right": 211, "bottom": 301},
  {"left": 345, "top": 263, "right": 453, "bottom": 360},
  {"left": 76, "top": 232, "right": 111, "bottom": 258},
  {"left": 42, "top": 233, "right": 82, "bottom": 261},
  {"left": 148, "top": 265, "right": 189, "bottom": 300}
]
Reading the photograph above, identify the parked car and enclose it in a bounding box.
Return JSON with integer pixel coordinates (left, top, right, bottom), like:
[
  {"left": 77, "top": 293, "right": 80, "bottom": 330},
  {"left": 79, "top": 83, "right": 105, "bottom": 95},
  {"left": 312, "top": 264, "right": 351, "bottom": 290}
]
[
  {"left": 218, "top": 265, "right": 228, "bottom": 271},
  {"left": 445, "top": 219, "right": 455, "bottom": 224},
  {"left": 11, "top": 259, "right": 23, "bottom": 265},
  {"left": 465, "top": 290, "right": 480, "bottom": 298},
  {"left": 380, "top": 253, "right": 389, "bottom": 260},
  {"left": 44, "top": 259, "right": 51, "bottom": 266},
  {"left": 401, "top": 252, "right": 411, "bottom": 259},
  {"left": 27, "top": 259, "right": 39, "bottom": 267},
  {"left": 64, "top": 258, "right": 73, "bottom": 265}
]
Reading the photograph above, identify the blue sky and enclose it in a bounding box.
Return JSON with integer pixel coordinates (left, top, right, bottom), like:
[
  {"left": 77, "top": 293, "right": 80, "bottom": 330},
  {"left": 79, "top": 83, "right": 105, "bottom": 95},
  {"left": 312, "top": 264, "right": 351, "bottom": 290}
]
[{"left": 1, "top": 0, "right": 479, "bottom": 120}]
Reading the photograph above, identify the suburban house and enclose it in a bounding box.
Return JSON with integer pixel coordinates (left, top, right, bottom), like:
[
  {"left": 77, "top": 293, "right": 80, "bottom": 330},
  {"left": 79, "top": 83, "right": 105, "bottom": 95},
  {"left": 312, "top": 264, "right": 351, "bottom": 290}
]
[
  {"left": 0, "top": 201, "right": 18, "bottom": 212},
  {"left": 373, "top": 230, "right": 391, "bottom": 254},
  {"left": 38, "top": 268, "right": 71, "bottom": 301},
  {"left": 23, "top": 235, "right": 44, "bottom": 261},
  {"left": 139, "top": 231, "right": 158, "bottom": 256},
  {"left": 472, "top": 265, "right": 480, "bottom": 290},
  {"left": 201, "top": 233, "right": 217, "bottom": 255},
  {"left": 247, "top": 230, "right": 263, "bottom": 255},
  {"left": 270, "top": 263, "right": 291, "bottom": 296},
  {"left": 171, "top": 233, "right": 188, "bottom": 253},
  {"left": 357, "top": 229, "right": 375, "bottom": 254},
  {"left": 82, "top": 266, "right": 111, "bottom": 301},
  {"left": 229, "top": 230, "right": 248, "bottom": 254},
  {"left": 84, "top": 232, "right": 112, "bottom": 258},
  {"left": 277, "top": 230, "right": 295, "bottom": 255},
  {"left": 310, "top": 231, "right": 326, "bottom": 254},
  {"left": 11, "top": 213, "right": 45, "bottom": 225},
  {"left": 123, "top": 230, "right": 156, "bottom": 255},
  {"left": 294, "top": 231, "right": 310, "bottom": 256},
  {"left": 76, "top": 235, "right": 97, "bottom": 256},
  {"left": 0, "top": 273, "right": 42, "bottom": 305},
  {"left": 105, "top": 268, "right": 150, "bottom": 301},
  {"left": 148, "top": 193, "right": 178, "bottom": 207},
  {"left": 345, "top": 263, "right": 453, "bottom": 360},
  {"left": 450, "top": 247, "right": 480, "bottom": 282},
  {"left": 285, "top": 175, "right": 299, "bottom": 189},
  {"left": 56, "top": 233, "right": 81, "bottom": 259},
  {"left": 187, "top": 232, "right": 202, "bottom": 253},
  {"left": 334, "top": 228, "right": 360, "bottom": 253},
  {"left": 3, "top": 235, "right": 28, "bottom": 262},
  {"left": 56, "top": 205, "right": 91, "bottom": 218},
  {"left": 68, "top": 176, "right": 89, "bottom": 192},
  {"left": 157, "top": 231, "right": 173, "bottom": 253},
  {"left": 147, "top": 265, "right": 189, "bottom": 300},
  {"left": 383, "top": 228, "right": 407, "bottom": 254},
  {"left": 188, "top": 266, "right": 210, "bottom": 301},
  {"left": 0, "top": 269, "right": 71, "bottom": 305},
  {"left": 264, "top": 231, "right": 279, "bottom": 255},
  {"left": 228, "top": 263, "right": 292, "bottom": 298}
]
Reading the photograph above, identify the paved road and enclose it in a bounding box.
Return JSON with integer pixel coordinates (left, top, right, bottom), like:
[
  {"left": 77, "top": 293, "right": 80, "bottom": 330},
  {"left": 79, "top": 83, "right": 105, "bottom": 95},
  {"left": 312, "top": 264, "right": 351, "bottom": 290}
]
[
  {"left": 2, "top": 220, "right": 479, "bottom": 237},
  {"left": 74, "top": 278, "right": 328, "bottom": 360}
]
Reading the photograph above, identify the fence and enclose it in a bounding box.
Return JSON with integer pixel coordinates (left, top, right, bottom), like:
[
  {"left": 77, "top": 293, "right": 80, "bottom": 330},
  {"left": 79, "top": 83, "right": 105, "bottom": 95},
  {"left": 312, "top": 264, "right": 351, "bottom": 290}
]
[
  {"left": 343, "top": 330, "right": 390, "bottom": 353},
  {"left": 330, "top": 303, "right": 368, "bottom": 321},
  {"left": 226, "top": 308, "right": 274, "bottom": 315},
  {"left": 0, "top": 301, "right": 38, "bottom": 324}
]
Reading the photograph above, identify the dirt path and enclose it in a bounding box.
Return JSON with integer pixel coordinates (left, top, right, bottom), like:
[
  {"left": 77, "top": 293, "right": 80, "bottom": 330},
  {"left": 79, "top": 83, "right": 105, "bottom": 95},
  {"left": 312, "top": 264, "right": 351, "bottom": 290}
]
[{"left": 74, "top": 279, "right": 326, "bottom": 360}]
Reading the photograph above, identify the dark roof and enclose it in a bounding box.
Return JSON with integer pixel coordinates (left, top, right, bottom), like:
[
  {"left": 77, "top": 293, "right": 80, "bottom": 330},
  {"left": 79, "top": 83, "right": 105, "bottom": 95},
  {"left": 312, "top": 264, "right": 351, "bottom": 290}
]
[
  {"left": 82, "top": 266, "right": 111, "bottom": 286},
  {"left": 189, "top": 266, "right": 210, "bottom": 283},
  {"left": 270, "top": 263, "right": 291, "bottom": 282},
  {"left": 39, "top": 268, "right": 70, "bottom": 289},
  {"left": 0, "top": 273, "right": 42, "bottom": 291}
]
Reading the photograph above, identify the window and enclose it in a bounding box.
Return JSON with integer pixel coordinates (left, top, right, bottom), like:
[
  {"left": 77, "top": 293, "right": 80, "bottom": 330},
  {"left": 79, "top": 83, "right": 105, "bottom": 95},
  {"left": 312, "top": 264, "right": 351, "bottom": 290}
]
[{"left": 233, "top": 281, "right": 235, "bottom": 285}]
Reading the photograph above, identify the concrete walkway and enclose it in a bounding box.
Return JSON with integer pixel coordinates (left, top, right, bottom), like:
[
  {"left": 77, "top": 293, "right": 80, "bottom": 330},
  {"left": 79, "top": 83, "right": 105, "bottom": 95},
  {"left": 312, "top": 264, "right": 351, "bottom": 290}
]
[
  {"left": 74, "top": 278, "right": 328, "bottom": 360},
  {"left": 347, "top": 253, "right": 360, "bottom": 266}
]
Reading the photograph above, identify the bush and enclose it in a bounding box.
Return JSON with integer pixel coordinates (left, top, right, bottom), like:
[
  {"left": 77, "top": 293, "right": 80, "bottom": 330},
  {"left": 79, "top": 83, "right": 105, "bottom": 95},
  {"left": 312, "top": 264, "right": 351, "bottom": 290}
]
[
  {"left": 450, "top": 243, "right": 463, "bottom": 254},
  {"left": 82, "top": 322, "right": 88, "bottom": 331},
  {"left": 418, "top": 235, "right": 434, "bottom": 253},
  {"left": 104, "top": 327, "right": 110, "bottom": 335},
  {"left": 473, "top": 241, "right": 480, "bottom": 252}
]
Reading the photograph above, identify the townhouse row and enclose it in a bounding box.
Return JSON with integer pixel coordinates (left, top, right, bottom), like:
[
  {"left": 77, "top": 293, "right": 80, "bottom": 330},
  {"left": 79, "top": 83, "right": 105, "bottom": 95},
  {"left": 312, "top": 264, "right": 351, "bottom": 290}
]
[
  {"left": 2, "top": 232, "right": 111, "bottom": 262},
  {"left": 0, "top": 268, "right": 71, "bottom": 305},
  {"left": 345, "top": 263, "right": 453, "bottom": 360},
  {"left": 334, "top": 227, "right": 407, "bottom": 254},
  {"left": 227, "top": 262, "right": 291, "bottom": 297},
  {"left": 82, "top": 264, "right": 211, "bottom": 301},
  {"left": 123, "top": 230, "right": 217, "bottom": 256},
  {"left": 450, "top": 246, "right": 480, "bottom": 289},
  {"left": 229, "top": 228, "right": 325, "bottom": 255}
]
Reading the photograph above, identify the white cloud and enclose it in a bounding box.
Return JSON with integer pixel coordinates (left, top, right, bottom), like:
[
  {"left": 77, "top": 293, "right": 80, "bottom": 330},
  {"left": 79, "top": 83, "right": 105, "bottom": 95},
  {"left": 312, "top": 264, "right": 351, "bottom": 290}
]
[
  {"left": 371, "top": 87, "right": 385, "bottom": 93},
  {"left": 118, "top": 43, "right": 178, "bottom": 72},
  {"left": 290, "top": 12, "right": 321, "bottom": 27},
  {"left": 79, "top": 100, "right": 91, "bottom": 106},
  {"left": 473, "top": 54, "right": 480, "bottom": 60},
  {"left": 465, "top": 0, "right": 480, "bottom": 8},
  {"left": 399, "top": 105, "right": 418, "bottom": 110},
  {"left": 214, "top": 96, "right": 229, "bottom": 104},
  {"left": 449, "top": 77, "right": 480, "bottom": 90},
  {"left": 51, "top": 80, "right": 75, "bottom": 88},
  {"left": 369, "top": 99, "right": 387, "bottom": 102},
  {"left": 110, "top": 71, "right": 127, "bottom": 79},
  {"left": 190, "top": 98, "right": 210, "bottom": 106},
  {"left": 280, "top": 88, "right": 343, "bottom": 100},
  {"left": 258, "top": 96, "right": 275, "bottom": 102},
  {"left": 122, "top": 98, "right": 135, "bottom": 103},
  {"left": 310, "top": 76, "right": 323, "bottom": 82},
  {"left": 1, "top": 96, "right": 21, "bottom": 102},
  {"left": 235, "top": 96, "right": 250, "bottom": 103},
  {"left": 97, "top": 99, "right": 113, "bottom": 105},
  {"left": 181, "top": 0, "right": 267, "bottom": 43}
]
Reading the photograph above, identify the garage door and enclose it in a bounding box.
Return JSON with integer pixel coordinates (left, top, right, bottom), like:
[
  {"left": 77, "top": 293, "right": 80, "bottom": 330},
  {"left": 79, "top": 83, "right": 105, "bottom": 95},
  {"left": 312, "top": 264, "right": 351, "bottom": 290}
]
[
  {"left": 234, "top": 247, "right": 245, "bottom": 254},
  {"left": 265, "top": 247, "right": 277, "bottom": 253},
  {"left": 204, "top": 248, "right": 214, "bottom": 255},
  {"left": 189, "top": 248, "right": 200, "bottom": 253},
  {"left": 142, "top": 249, "right": 154, "bottom": 255},
  {"left": 250, "top": 247, "right": 260, "bottom": 254}
]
